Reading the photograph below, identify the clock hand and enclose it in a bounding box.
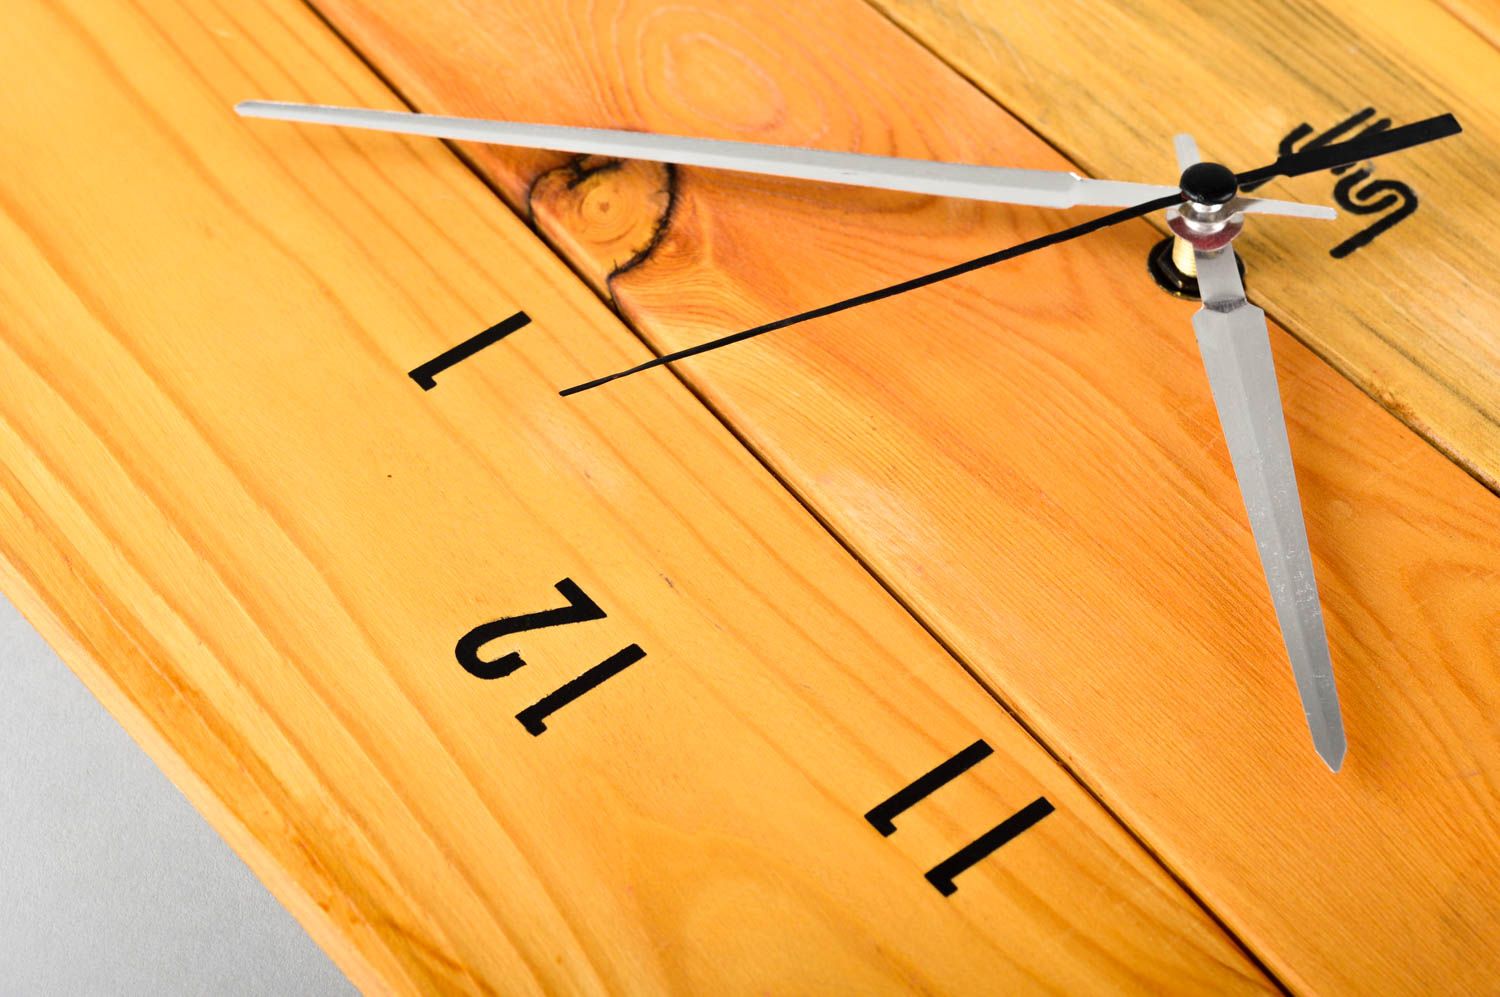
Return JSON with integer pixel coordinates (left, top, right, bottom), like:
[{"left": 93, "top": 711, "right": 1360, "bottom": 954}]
[
  {"left": 1176, "top": 135, "right": 1344, "bottom": 771},
  {"left": 234, "top": 100, "right": 1326, "bottom": 218},
  {"left": 1195, "top": 249, "right": 1346, "bottom": 771},
  {"left": 561, "top": 112, "right": 1458, "bottom": 396},
  {"left": 1173, "top": 134, "right": 1203, "bottom": 174},
  {"left": 559, "top": 190, "right": 1182, "bottom": 395},
  {"left": 1236, "top": 112, "right": 1460, "bottom": 186}
]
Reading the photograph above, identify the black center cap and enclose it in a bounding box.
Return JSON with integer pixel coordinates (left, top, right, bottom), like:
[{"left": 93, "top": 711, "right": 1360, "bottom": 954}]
[{"left": 1178, "top": 161, "right": 1239, "bottom": 206}]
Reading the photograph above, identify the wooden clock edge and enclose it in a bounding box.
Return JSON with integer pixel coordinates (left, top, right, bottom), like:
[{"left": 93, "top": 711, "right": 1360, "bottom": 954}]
[{"left": 0, "top": 489, "right": 399, "bottom": 992}]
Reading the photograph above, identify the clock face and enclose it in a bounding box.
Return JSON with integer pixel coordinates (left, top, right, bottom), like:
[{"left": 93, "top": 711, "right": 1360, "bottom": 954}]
[{"left": 1, "top": 0, "right": 1495, "bottom": 994}]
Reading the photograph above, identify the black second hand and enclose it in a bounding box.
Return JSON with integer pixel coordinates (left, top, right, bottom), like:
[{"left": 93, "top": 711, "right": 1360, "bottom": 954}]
[
  {"left": 560, "top": 113, "right": 1460, "bottom": 398},
  {"left": 560, "top": 192, "right": 1180, "bottom": 396}
]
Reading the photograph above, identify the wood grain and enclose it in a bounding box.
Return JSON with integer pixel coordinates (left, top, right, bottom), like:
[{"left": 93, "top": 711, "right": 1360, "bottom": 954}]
[
  {"left": 0, "top": 0, "right": 1273, "bottom": 991},
  {"left": 1438, "top": 0, "right": 1500, "bottom": 49},
  {"left": 306, "top": 0, "right": 1500, "bottom": 991},
  {"left": 869, "top": 0, "right": 1500, "bottom": 494}
]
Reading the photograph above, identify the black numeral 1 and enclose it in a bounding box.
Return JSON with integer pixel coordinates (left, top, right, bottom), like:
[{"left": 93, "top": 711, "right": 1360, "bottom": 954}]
[
  {"left": 865, "top": 739, "right": 1054, "bottom": 896},
  {"left": 455, "top": 578, "right": 645, "bottom": 737},
  {"left": 409, "top": 311, "right": 530, "bottom": 390},
  {"left": 514, "top": 644, "right": 646, "bottom": 735}
]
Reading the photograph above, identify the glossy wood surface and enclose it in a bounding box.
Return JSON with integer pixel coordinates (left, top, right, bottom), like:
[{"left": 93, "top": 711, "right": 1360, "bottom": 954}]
[
  {"left": 0, "top": 0, "right": 1273, "bottom": 991},
  {"left": 306, "top": 0, "right": 1500, "bottom": 991}
]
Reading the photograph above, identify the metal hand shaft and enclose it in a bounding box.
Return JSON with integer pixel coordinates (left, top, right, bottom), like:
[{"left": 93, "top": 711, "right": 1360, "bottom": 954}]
[
  {"left": 235, "top": 101, "right": 1328, "bottom": 218},
  {"left": 1192, "top": 246, "right": 1345, "bottom": 770}
]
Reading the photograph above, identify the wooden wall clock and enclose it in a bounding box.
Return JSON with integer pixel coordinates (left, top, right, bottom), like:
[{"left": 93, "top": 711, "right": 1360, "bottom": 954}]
[{"left": 1, "top": 1, "right": 1494, "bottom": 992}]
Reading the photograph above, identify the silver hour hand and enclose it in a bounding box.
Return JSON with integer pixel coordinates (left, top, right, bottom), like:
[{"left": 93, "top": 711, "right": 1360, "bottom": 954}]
[
  {"left": 1191, "top": 239, "right": 1345, "bottom": 771},
  {"left": 1174, "top": 133, "right": 1344, "bottom": 770},
  {"left": 235, "top": 101, "right": 1330, "bottom": 218}
]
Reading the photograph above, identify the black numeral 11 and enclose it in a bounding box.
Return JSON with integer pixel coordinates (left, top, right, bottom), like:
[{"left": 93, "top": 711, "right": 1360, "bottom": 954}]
[{"left": 866, "top": 739, "right": 1054, "bottom": 896}]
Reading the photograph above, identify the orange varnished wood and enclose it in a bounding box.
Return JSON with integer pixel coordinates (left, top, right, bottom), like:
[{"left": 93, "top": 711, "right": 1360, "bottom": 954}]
[
  {"left": 871, "top": 0, "right": 1500, "bottom": 493},
  {"left": 308, "top": 0, "right": 1500, "bottom": 991},
  {"left": 0, "top": 0, "right": 1274, "bottom": 991},
  {"left": 1438, "top": 0, "right": 1500, "bottom": 47}
]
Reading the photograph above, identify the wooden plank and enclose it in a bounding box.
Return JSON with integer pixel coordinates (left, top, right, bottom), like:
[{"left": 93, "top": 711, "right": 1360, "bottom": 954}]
[
  {"left": 0, "top": 0, "right": 1270, "bottom": 991},
  {"left": 303, "top": 0, "right": 1500, "bottom": 992},
  {"left": 868, "top": 0, "right": 1500, "bottom": 493},
  {"left": 1438, "top": 0, "right": 1500, "bottom": 49}
]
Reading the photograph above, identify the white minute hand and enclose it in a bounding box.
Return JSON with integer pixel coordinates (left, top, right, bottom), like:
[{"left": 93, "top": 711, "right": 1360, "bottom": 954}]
[{"left": 235, "top": 101, "right": 1328, "bottom": 217}]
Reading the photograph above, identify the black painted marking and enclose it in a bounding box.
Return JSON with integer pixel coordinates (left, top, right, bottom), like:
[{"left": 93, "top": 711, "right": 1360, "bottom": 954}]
[
  {"left": 865, "top": 740, "right": 993, "bottom": 836},
  {"left": 1330, "top": 169, "right": 1417, "bottom": 258},
  {"left": 1245, "top": 109, "right": 1425, "bottom": 259},
  {"left": 866, "top": 740, "right": 1055, "bottom": 896},
  {"left": 409, "top": 311, "right": 530, "bottom": 390},
  {"left": 924, "top": 797, "right": 1055, "bottom": 897},
  {"left": 516, "top": 643, "right": 646, "bottom": 735},
  {"left": 456, "top": 578, "right": 605, "bottom": 680}
]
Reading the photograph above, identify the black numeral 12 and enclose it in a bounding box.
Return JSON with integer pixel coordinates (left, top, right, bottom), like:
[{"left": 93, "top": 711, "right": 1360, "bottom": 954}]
[{"left": 456, "top": 577, "right": 645, "bottom": 735}]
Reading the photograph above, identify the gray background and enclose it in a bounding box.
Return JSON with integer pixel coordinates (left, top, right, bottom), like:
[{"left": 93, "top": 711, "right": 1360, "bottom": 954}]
[{"left": 0, "top": 592, "right": 353, "bottom": 995}]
